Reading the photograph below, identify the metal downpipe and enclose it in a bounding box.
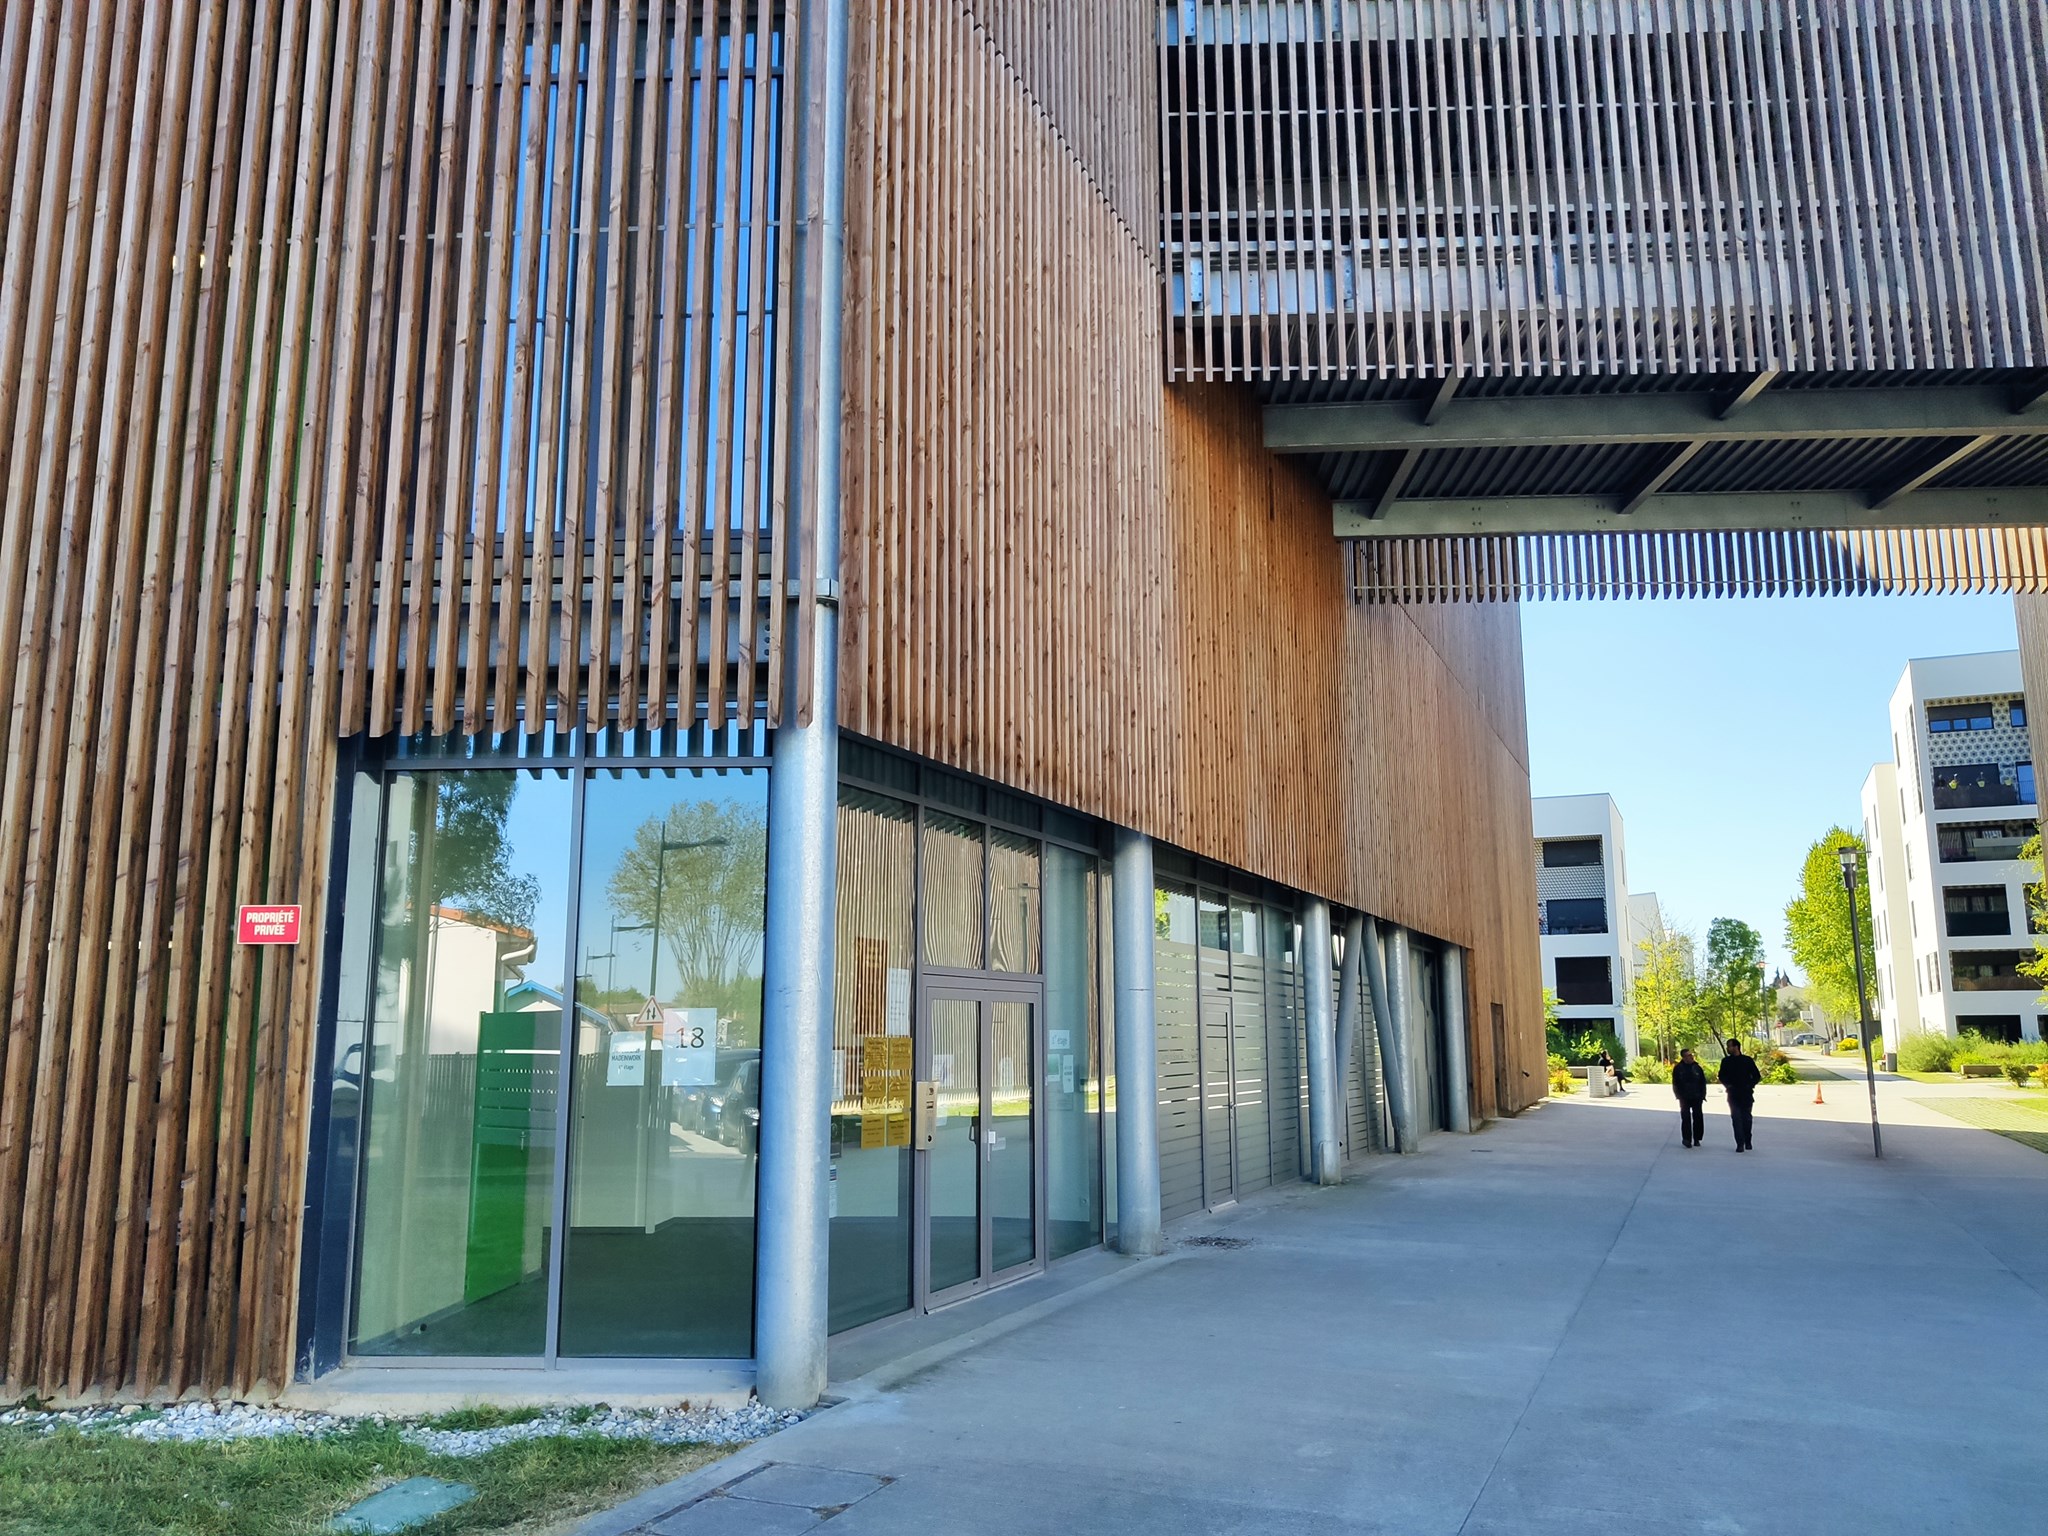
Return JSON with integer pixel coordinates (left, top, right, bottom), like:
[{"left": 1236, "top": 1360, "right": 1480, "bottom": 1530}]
[
  {"left": 1334, "top": 911, "right": 1363, "bottom": 1156},
  {"left": 1303, "top": 898, "right": 1342, "bottom": 1185},
  {"left": 754, "top": 0, "right": 851, "bottom": 1412},
  {"left": 1363, "top": 917, "right": 1417, "bottom": 1153},
  {"left": 1442, "top": 946, "right": 1474, "bottom": 1133},
  {"left": 1111, "top": 829, "right": 1164, "bottom": 1255}
]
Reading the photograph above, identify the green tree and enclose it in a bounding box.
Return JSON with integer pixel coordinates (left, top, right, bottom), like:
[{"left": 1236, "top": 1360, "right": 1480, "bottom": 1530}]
[
  {"left": 1700, "top": 917, "right": 1768, "bottom": 1039},
  {"left": 1634, "top": 919, "right": 1704, "bottom": 1062},
  {"left": 604, "top": 798, "right": 769, "bottom": 1034},
  {"left": 2017, "top": 833, "right": 2048, "bottom": 998},
  {"left": 1782, "top": 828, "right": 1876, "bottom": 1025}
]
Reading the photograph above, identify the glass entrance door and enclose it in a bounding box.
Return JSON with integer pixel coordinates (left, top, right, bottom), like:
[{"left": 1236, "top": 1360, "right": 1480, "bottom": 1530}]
[{"left": 919, "top": 982, "right": 1041, "bottom": 1305}]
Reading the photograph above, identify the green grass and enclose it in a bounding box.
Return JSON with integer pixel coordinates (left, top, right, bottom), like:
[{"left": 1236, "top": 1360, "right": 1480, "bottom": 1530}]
[
  {"left": 1911, "top": 1095, "right": 2048, "bottom": 1155},
  {"left": 0, "top": 1420, "right": 724, "bottom": 1536}
]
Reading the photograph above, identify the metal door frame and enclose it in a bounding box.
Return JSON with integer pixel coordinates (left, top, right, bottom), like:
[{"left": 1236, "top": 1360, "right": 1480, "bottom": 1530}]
[{"left": 914, "top": 972, "right": 1046, "bottom": 1311}]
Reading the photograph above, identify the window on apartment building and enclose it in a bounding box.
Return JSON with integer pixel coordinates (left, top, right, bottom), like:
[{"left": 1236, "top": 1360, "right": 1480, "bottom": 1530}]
[
  {"left": 1951, "top": 950, "right": 2036, "bottom": 991},
  {"left": 1554, "top": 956, "right": 1614, "bottom": 1006},
  {"left": 1958, "top": 1014, "right": 2022, "bottom": 1042},
  {"left": 1938, "top": 822, "right": 2033, "bottom": 862},
  {"left": 1928, "top": 702, "right": 1995, "bottom": 733},
  {"left": 1943, "top": 886, "right": 2011, "bottom": 937},
  {"left": 1542, "top": 898, "right": 1606, "bottom": 935},
  {"left": 1542, "top": 838, "right": 1602, "bottom": 868},
  {"left": 2011, "top": 700, "right": 2028, "bottom": 729},
  {"left": 1910, "top": 902, "right": 1917, "bottom": 937},
  {"left": 1905, "top": 842, "right": 1913, "bottom": 879},
  {"left": 1933, "top": 763, "right": 2016, "bottom": 811},
  {"left": 2019, "top": 762, "right": 2036, "bottom": 804}
]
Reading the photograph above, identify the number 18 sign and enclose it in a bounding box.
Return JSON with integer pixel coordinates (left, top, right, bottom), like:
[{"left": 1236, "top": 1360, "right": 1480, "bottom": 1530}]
[{"left": 661, "top": 1007, "right": 719, "bottom": 1086}]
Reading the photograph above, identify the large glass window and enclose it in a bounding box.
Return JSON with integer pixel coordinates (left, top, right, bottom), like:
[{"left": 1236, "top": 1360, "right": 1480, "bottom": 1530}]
[
  {"left": 828, "top": 789, "right": 916, "bottom": 1334},
  {"left": 1542, "top": 838, "right": 1602, "bottom": 868},
  {"left": 561, "top": 769, "right": 768, "bottom": 1358},
  {"left": 351, "top": 771, "right": 573, "bottom": 1358},
  {"left": 921, "top": 812, "right": 986, "bottom": 968},
  {"left": 989, "top": 830, "right": 1042, "bottom": 973},
  {"left": 1938, "top": 822, "right": 2033, "bottom": 863},
  {"left": 1044, "top": 847, "right": 1101, "bottom": 1260}
]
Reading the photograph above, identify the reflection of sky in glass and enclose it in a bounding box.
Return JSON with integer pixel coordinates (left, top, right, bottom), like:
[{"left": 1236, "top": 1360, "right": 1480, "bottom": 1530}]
[
  {"left": 482, "top": 26, "right": 785, "bottom": 541},
  {"left": 498, "top": 772, "right": 575, "bottom": 992},
  {"left": 576, "top": 769, "right": 769, "bottom": 998}
]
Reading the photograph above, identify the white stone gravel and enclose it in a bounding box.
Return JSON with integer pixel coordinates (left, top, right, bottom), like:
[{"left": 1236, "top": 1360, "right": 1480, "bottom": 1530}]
[
  {"left": 0, "top": 1399, "right": 797, "bottom": 1453},
  {"left": 399, "top": 1402, "right": 799, "bottom": 1458}
]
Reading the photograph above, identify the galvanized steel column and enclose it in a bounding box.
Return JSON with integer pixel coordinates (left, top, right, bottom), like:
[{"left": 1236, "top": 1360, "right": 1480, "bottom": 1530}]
[
  {"left": 1303, "top": 898, "right": 1342, "bottom": 1185},
  {"left": 755, "top": 0, "right": 851, "bottom": 1413},
  {"left": 1442, "top": 946, "right": 1474, "bottom": 1133},
  {"left": 1362, "top": 917, "right": 1416, "bottom": 1153},
  {"left": 1111, "top": 828, "right": 1165, "bottom": 1256},
  {"left": 1334, "top": 911, "right": 1364, "bottom": 1156}
]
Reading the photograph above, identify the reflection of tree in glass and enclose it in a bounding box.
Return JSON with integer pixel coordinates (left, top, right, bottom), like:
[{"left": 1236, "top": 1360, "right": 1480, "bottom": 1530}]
[
  {"left": 608, "top": 800, "right": 767, "bottom": 1000},
  {"left": 426, "top": 776, "right": 541, "bottom": 934}
]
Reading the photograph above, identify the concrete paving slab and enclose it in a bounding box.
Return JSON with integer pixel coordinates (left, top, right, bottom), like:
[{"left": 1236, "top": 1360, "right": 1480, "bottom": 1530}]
[
  {"left": 582, "top": 1080, "right": 2048, "bottom": 1536},
  {"left": 725, "top": 1463, "right": 888, "bottom": 1511},
  {"left": 646, "top": 1496, "right": 820, "bottom": 1536}
]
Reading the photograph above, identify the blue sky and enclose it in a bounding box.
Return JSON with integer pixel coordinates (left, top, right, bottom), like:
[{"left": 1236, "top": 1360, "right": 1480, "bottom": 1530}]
[{"left": 1520, "top": 595, "right": 2021, "bottom": 977}]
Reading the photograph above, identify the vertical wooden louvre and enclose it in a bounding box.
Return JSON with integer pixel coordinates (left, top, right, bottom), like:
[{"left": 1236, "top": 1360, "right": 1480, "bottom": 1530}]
[
  {"left": 0, "top": 0, "right": 804, "bottom": 1398},
  {"left": 1160, "top": 1, "right": 2048, "bottom": 380}
]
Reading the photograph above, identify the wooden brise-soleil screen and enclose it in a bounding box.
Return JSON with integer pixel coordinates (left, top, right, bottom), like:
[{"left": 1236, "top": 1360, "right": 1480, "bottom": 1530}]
[
  {"left": 1160, "top": 1, "right": 2048, "bottom": 379},
  {"left": 1352, "top": 527, "right": 2048, "bottom": 604},
  {"left": 0, "top": 0, "right": 804, "bottom": 1398}
]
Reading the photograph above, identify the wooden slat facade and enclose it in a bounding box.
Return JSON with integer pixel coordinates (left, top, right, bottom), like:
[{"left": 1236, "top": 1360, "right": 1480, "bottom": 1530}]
[
  {"left": 1355, "top": 527, "right": 2048, "bottom": 603},
  {"left": 0, "top": 0, "right": 805, "bottom": 1399},
  {"left": 837, "top": 4, "right": 1545, "bottom": 1113},
  {"left": 0, "top": 0, "right": 1550, "bottom": 1399},
  {"left": 1162, "top": 1, "right": 2048, "bottom": 380}
]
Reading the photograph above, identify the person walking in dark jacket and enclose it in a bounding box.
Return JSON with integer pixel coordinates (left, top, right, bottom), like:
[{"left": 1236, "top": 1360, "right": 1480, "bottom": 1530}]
[
  {"left": 1672, "top": 1048, "right": 1707, "bottom": 1147},
  {"left": 1718, "top": 1037, "right": 1762, "bottom": 1151}
]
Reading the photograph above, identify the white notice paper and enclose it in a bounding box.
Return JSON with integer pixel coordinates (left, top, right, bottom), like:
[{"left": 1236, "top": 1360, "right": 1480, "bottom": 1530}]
[
  {"left": 660, "top": 1007, "right": 719, "bottom": 1086},
  {"left": 1049, "top": 1030, "right": 1071, "bottom": 1052},
  {"left": 1062, "top": 1055, "right": 1076, "bottom": 1094},
  {"left": 606, "top": 1033, "right": 646, "bottom": 1087},
  {"left": 884, "top": 968, "right": 912, "bottom": 1036}
]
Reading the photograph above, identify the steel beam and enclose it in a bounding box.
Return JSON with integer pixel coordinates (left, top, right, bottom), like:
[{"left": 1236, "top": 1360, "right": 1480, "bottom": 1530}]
[
  {"left": 1620, "top": 441, "right": 1707, "bottom": 515},
  {"left": 1267, "top": 385, "right": 2047, "bottom": 454},
  {"left": 1334, "top": 487, "right": 2048, "bottom": 536},
  {"left": 1871, "top": 435, "right": 2000, "bottom": 510},
  {"left": 1362, "top": 918, "right": 1415, "bottom": 1153}
]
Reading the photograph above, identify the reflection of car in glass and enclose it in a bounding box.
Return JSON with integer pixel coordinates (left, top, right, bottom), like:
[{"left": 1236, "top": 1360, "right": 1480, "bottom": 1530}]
[
  {"left": 682, "top": 1050, "right": 759, "bottom": 1140},
  {"left": 706, "top": 1057, "right": 761, "bottom": 1152}
]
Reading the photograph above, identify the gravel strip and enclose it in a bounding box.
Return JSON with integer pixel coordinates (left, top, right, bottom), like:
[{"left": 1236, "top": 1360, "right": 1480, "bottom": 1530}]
[{"left": 0, "top": 1399, "right": 798, "bottom": 1451}]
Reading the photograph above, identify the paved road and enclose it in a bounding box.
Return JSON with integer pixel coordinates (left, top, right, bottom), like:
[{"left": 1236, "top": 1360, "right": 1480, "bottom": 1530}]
[{"left": 587, "top": 1080, "right": 2048, "bottom": 1535}]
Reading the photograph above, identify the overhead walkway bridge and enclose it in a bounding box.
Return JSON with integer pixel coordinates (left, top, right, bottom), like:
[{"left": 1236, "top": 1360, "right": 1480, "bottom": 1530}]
[{"left": 1159, "top": 0, "right": 2048, "bottom": 600}]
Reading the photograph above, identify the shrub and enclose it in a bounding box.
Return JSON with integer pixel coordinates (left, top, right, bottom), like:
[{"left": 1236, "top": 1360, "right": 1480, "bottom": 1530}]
[
  {"left": 1762, "top": 1060, "right": 1799, "bottom": 1085},
  {"left": 1898, "top": 1031, "right": 1957, "bottom": 1073},
  {"left": 1953, "top": 1035, "right": 2048, "bottom": 1068},
  {"left": 1547, "top": 1056, "right": 1576, "bottom": 1096},
  {"left": 2035, "top": 1063, "right": 2048, "bottom": 1090},
  {"left": 1832, "top": 1037, "right": 1865, "bottom": 1054},
  {"left": 2002, "top": 1062, "right": 2037, "bottom": 1087},
  {"left": 1628, "top": 1057, "right": 1673, "bottom": 1084}
]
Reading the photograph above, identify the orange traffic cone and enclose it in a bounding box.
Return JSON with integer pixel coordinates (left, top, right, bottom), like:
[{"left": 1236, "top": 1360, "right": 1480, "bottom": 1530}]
[{"left": 1813, "top": 1083, "right": 1825, "bottom": 1105}]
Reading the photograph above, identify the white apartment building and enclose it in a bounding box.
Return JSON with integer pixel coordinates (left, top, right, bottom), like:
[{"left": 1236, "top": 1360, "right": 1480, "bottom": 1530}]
[
  {"left": 1863, "top": 651, "right": 2042, "bottom": 1056},
  {"left": 1533, "top": 794, "right": 1646, "bottom": 1057}
]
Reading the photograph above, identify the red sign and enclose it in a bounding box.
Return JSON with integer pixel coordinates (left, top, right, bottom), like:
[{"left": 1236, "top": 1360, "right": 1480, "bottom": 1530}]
[{"left": 238, "top": 905, "right": 302, "bottom": 946}]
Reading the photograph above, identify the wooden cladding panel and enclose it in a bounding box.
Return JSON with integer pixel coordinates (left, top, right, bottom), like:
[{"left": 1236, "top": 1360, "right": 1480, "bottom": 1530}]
[
  {"left": 1162, "top": 1, "right": 2048, "bottom": 379},
  {"left": 0, "top": 0, "right": 805, "bottom": 1399},
  {"left": 959, "top": 0, "right": 1159, "bottom": 246},
  {"left": 2014, "top": 595, "right": 2048, "bottom": 787},
  {"left": 1353, "top": 527, "right": 2048, "bottom": 603},
  {"left": 836, "top": 0, "right": 1545, "bottom": 1107}
]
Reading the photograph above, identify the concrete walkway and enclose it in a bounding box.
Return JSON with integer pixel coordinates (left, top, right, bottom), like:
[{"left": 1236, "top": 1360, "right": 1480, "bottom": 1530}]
[{"left": 583, "top": 1082, "right": 2048, "bottom": 1535}]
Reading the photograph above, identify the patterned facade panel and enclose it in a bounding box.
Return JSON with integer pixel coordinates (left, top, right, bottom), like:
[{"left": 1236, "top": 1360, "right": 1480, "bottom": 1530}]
[{"left": 1161, "top": 1, "right": 2048, "bottom": 379}]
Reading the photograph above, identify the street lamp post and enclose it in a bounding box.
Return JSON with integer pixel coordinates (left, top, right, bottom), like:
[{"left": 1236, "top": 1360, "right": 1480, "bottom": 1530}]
[
  {"left": 1838, "top": 846, "right": 1883, "bottom": 1159},
  {"left": 643, "top": 827, "right": 731, "bottom": 999}
]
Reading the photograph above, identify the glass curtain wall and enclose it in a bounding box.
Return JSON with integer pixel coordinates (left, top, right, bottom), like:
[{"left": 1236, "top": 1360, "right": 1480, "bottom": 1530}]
[
  {"left": 827, "top": 758, "right": 1111, "bottom": 1333},
  {"left": 351, "top": 771, "right": 573, "bottom": 1356},
  {"left": 343, "top": 751, "right": 767, "bottom": 1363},
  {"left": 828, "top": 790, "right": 917, "bottom": 1334},
  {"left": 561, "top": 769, "right": 768, "bottom": 1358}
]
